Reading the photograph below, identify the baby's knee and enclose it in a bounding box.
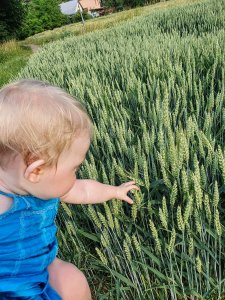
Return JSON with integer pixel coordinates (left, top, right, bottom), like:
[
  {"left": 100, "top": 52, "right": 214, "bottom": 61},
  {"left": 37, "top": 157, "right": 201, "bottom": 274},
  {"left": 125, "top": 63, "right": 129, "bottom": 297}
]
[
  {"left": 62, "top": 262, "right": 91, "bottom": 300},
  {"left": 48, "top": 258, "right": 91, "bottom": 300}
]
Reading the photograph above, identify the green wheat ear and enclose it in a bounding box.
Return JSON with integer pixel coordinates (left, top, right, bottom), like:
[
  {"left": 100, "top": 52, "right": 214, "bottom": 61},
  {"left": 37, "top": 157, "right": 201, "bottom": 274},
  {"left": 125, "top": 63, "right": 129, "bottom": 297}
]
[
  {"left": 132, "top": 234, "right": 141, "bottom": 255},
  {"left": 100, "top": 229, "right": 110, "bottom": 248},
  {"left": 213, "top": 180, "right": 219, "bottom": 208},
  {"left": 95, "top": 247, "right": 108, "bottom": 266},
  {"left": 97, "top": 212, "right": 108, "bottom": 228},
  {"left": 61, "top": 202, "right": 72, "bottom": 218},
  {"left": 131, "top": 203, "right": 138, "bottom": 222},
  {"left": 218, "top": 146, "right": 225, "bottom": 184},
  {"left": 170, "top": 181, "right": 178, "bottom": 208},
  {"left": 181, "top": 169, "right": 189, "bottom": 195},
  {"left": 143, "top": 154, "right": 150, "bottom": 190},
  {"left": 162, "top": 196, "right": 168, "bottom": 222},
  {"left": 123, "top": 240, "right": 132, "bottom": 262},
  {"left": 193, "top": 173, "right": 203, "bottom": 209},
  {"left": 159, "top": 207, "right": 168, "bottom": 230},
  {"left": 132, "top": 190, "right": 142, "bottom": 207},
  {"left": 87, "top": 205, "right": 102, "bottom": 228},
  {"left": 177, "top": 206, "right": 185, "bottom": 232},
  {"left": 196, "top": 255, "right": 202, "bottom": 273},
  {"left": 214, "top": 209, "right": 222, "bottom": 236},
  {"left": 200, "top": 165, "right": 207, "bottom": 187},
  {"left": 114, "top": 217, "right": 121, "bottom": 237},
  {"left": 188, "top": 237, "right": 194, "bottom": 256},
  {"left": 167, "top": 228, "right": 176, "bottom": 254},
  {"left": 104, "top": 202, "right": 114, "bottom": 229},
  {"left": 194, "top": 210, "right": 202, "bottom": 235},
  {"left": 184, "top": 195, "right": 193, "bottom": 225},
  {"left": 203, "top": 194, "right": 212, "bottom": 224},
  {"left": 149, "top": 219, "right": 162, "bottom": 254}
]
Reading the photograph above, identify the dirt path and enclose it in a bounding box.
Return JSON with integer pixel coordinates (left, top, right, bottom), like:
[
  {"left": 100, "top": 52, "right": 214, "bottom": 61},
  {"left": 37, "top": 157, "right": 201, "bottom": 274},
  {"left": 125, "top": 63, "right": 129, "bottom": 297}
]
[{"left": 24, "top": 44, "right": 42, "bottom": 53}]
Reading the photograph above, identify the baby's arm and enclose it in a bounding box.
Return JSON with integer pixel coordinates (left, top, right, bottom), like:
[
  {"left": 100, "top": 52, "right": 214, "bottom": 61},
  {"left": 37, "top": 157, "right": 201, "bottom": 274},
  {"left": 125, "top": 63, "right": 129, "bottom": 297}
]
[{"left": 60, "top": 179, "right": 140, "bottom": 205}]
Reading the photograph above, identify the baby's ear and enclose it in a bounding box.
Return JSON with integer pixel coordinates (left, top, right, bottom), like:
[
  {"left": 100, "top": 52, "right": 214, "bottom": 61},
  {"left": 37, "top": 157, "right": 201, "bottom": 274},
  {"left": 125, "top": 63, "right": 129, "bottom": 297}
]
[{"left": 24, "top": 159, "right": 45, "bottom": 183}]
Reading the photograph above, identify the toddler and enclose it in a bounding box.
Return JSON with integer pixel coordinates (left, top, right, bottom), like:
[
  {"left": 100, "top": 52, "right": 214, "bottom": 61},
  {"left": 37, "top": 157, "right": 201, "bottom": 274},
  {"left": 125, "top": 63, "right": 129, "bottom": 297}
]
[{"left": 0, "top": 79, "right": 139, "bottom": 300}]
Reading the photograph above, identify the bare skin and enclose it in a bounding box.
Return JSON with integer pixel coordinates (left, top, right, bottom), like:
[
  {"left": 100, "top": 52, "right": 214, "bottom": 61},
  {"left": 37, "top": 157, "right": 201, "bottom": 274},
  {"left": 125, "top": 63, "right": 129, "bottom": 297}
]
[
  {"left": 48, "top": 258, "right": 92, "bottom": 300},
  {"left": 0, "top": 130, "right": 140, "bottom": 299}
]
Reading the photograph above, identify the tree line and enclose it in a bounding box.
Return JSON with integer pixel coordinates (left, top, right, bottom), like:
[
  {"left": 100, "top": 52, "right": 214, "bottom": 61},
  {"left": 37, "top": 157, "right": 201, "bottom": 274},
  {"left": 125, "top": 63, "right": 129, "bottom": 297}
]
[
  {"left": 102, "top": 0, "right": 160, "bottom": 8},
  {"left": 0, "top": 0, "right": 162, "bottom": 42}
]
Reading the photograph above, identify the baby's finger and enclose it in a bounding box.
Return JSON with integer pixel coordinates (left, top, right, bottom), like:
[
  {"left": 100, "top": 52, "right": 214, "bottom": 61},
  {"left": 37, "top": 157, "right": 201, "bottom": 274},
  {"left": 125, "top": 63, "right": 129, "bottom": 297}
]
[
  {"left": 124, "top": 181, "right": 136, "bottom": 186},
  {"left": 127, "top": 185, "right": 140, "bottom": 192},
  {"left": 123, "top": 196, "right": 134, "bottom": 205}
]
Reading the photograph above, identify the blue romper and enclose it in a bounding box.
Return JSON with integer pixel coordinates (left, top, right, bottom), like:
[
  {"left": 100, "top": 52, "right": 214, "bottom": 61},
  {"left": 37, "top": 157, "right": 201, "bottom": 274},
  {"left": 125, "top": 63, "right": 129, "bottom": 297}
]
[{"left": 0, "top": 191, "right": 62, "bottom": 299}]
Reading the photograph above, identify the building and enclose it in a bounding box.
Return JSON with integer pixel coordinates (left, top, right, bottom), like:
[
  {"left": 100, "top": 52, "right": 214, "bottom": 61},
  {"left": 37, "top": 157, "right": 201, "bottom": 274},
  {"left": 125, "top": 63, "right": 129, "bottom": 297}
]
[
  {"left": 79, "top": 0, "right": 101, "bottom": 11},
  {"left": 59, "top": 0, "right": 103, "bottom": 17},
  {"left": 59, "top": 0, "right": 81, "bottom": 15}
]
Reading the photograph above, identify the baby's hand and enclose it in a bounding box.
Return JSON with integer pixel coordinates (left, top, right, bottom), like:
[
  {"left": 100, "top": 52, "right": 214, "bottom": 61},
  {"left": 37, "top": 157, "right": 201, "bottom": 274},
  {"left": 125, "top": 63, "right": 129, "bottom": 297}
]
[{"left": 115, "top": 181, "right": 140, "bottom": 204}]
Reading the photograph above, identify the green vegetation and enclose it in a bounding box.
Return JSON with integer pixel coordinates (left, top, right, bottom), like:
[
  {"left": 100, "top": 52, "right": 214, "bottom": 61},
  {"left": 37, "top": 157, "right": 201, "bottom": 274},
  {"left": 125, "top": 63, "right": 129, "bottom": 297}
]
[
  {"left": 15, "top": 0, "right": 225, "bottom": 298},
  {"left": 20, "top": 0, "right": 201, "bottom": 46},
  {"left": 0, "top": 0, "right": 73, "bottom": 42},
  {"left": 0, "top": 0, "right": 201, "bottom": 89},
  {"left": 0, "top": 40, "right": 32, "bottom": 88},
  {"left": 0, "top": 0, "right": 25, "bottom": 42},
  {"left": 19, "top": 0, "right": 68, "bottom": 39},
  {"left": 0, "top": 0, "right": 163, "bottom": 43},
  {"left": 102, "top": 0, "right": 162, "bottom": 9}
]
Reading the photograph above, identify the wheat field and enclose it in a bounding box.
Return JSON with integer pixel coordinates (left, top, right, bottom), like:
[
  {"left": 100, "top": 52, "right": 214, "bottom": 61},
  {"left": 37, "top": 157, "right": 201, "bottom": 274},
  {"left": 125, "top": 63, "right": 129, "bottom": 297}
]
[{"left": 15, "top": 0, "right": 225, "bottom": 298}]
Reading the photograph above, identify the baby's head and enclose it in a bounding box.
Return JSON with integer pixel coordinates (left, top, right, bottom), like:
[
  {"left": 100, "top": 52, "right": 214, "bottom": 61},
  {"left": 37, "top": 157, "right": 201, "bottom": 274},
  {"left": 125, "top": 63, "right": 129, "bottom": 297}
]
[{"left": 0, "top": 79, "right": 94, "bottom": 199}]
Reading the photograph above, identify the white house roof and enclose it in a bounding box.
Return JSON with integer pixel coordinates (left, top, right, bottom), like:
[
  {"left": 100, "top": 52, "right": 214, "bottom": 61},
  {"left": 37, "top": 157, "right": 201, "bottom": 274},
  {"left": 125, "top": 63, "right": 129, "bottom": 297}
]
[{"left": 59, "top": 0, "right": 79, "bottom": 15}]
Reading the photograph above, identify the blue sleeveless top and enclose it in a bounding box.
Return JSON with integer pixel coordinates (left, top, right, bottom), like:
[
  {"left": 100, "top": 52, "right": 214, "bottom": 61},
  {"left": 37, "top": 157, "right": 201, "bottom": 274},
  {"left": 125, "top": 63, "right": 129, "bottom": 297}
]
[{"left": 0, "top": 191, "right": 62, "bottom": 299}]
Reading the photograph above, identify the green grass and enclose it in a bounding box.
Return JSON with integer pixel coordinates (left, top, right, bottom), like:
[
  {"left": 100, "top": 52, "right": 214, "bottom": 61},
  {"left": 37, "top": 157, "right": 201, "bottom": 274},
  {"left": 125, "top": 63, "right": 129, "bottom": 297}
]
[{"left": 0, "top": 40, "right": 32, "bottom": 88}]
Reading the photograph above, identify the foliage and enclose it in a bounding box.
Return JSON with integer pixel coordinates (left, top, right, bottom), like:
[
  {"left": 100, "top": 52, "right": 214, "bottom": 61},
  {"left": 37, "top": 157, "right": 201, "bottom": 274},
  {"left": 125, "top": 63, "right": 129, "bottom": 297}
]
[
  {"left": 20, "top": 0, "right": 202, "bottom": 46},
  {"left": 101, "top": 0, "right": 163, "bottom": 9},
  {"left": 0, "top": 40, "right": 32, "bottom": 87},
  {"left": 0, "top": 0, "right": 26, "bottom": 42},
  {"left": 19, "top": 0, "right": 68, "bottom": 39},
  {"left": 66, "top": 11, "right": 92, "bottom": 24},
  {"left": 16, "top": 0, "right": 225, "bottom": 298}
]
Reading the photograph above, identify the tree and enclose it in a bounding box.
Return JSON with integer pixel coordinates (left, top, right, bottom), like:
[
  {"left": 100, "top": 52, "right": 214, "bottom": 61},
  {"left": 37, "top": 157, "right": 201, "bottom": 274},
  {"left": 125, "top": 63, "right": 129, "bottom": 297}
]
[
  {"left": 66, "top": 11, "right": 92, "bottom": 25},
  {"left": 101, "top": 0, "right": 124, "bottom": 8},
  {"left": 101, "top": 0, "right": 160, "bottom": 9},
  {"left": 19, "top": 0, "right": 68, "bottom": 39},
  {"left": 0, "top": 0, "right": 26, "bottom": 42}
]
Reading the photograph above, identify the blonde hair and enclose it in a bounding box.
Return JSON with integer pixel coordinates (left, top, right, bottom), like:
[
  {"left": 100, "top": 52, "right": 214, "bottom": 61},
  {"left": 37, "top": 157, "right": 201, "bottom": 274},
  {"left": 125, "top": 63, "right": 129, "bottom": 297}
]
[{"left": 0, "top": 79, "right": 94, "bottom": 170}]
